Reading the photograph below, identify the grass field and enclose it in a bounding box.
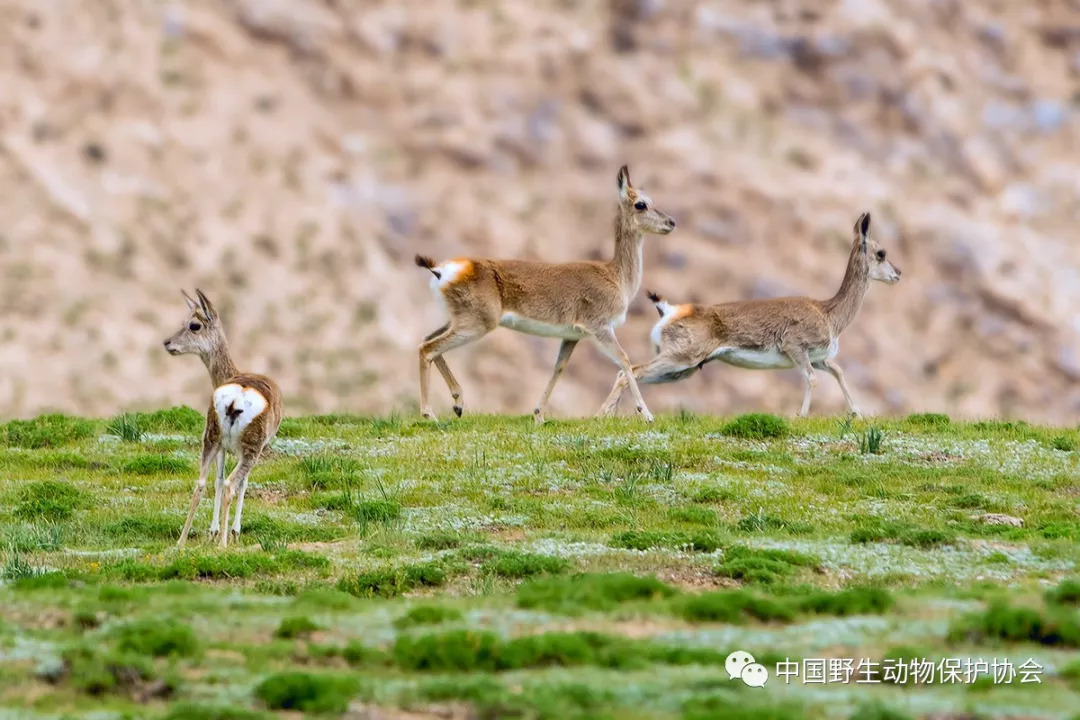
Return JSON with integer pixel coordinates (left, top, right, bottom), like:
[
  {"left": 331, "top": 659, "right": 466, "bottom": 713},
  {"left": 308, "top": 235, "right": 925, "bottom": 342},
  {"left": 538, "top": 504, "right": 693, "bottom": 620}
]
[{"left": 1, "top": 409, "right": 1079, "bottom": 719}]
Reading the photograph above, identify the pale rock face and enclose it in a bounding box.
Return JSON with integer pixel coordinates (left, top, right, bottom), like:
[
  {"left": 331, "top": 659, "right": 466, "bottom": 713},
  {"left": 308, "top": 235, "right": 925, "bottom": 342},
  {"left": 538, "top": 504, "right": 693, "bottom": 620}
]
[{"left": 0, "top": 2, "right": 1078, "bottom": 421}]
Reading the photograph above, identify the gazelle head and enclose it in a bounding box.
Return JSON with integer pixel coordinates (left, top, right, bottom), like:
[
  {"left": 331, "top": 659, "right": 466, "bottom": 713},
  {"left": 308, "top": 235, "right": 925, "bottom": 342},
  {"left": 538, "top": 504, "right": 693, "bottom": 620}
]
[
  {"left": 164, "top": 289, "right": 225, "bottom": 357},
  {"left": 854, "top": 213, "right": 901, "bottom": 285},
  {"left": 618, "top": 165, "right": 676, "bottom": 235}
]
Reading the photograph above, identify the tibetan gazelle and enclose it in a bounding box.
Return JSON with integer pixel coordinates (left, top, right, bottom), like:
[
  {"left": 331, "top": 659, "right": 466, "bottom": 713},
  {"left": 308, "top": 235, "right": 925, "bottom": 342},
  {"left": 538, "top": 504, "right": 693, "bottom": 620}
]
[
  {"left": 164, "top": 289, "right": 283, "bottom": 548},
  {"left": 415, "top": 165, "right": 675, "bottom": 423},
  {"left": 601, "top": 212, "right": 901, "bottom": 418}
]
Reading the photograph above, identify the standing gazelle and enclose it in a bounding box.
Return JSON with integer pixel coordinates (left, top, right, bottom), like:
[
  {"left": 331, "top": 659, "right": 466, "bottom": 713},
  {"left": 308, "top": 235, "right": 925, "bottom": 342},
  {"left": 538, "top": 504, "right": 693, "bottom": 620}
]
[
  {"left": 415, "top": 165, "right": 675, "bottom": 423},
  {"left": 164, "top": 289, "right": 283, "bottom": 548},
  {"left": 600, "top": 212, "right": 900, "bottom": 418}
]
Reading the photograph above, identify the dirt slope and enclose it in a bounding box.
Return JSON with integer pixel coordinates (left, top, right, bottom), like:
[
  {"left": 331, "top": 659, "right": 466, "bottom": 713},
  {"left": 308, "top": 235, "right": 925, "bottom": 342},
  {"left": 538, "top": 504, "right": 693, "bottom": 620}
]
[{"left": 1, "top": 0, "right": 1078, "bottom": 421}]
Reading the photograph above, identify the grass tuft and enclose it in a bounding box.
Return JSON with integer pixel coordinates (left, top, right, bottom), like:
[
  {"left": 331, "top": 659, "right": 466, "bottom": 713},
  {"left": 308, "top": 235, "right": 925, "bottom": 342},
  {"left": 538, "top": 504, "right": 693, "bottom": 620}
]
[
  {"left": 948, "top": 601, "right": 1080, "bottom": 647},
  {"left": 394, "top": 604, "right": 464, "bottom": 629},
  {"left": 111, "top": 550, "right": 328, "bottom": 581},
  {"left": 300, "top": 455, "right": 364, "bottom": 489},
  {"left": 114, "top": 618, "right": 200, "bottom": 657},
  {"left": 337, "top": 562, "right": 448, "bottom": 598},
  {"left": 610, "top": 529, "right": 722, "bottom": 553},
  {"left": 905, "top": 413, "right": 951, "bottom": 428},
  {"left": 516, "top": 573, "right": 677, "bottom": 614},
  {"left": 122, "top": 454, "right": 193, "bottom": 475},
  {"left": 275, "top": 615, "right": 322, "bottom": 639},
  {"left": 714, "top": 546, "right": 820, "bottom": 585},
  {"left": 1047, "top": 578, "right": 1080, "bottom": 606},
  {"left": 2, "top": 413, "right": 96, "bottom": 448},
  {"left": 15, "top": 480, "right": 85, "bottom": 521},
  {"left": 132, "top": 406, "right": 206, "bottom": 433},
  {"left": 859, "top": 426, "right": 885, "bottom": 454},
  {"left": 106, "top": 412, "right": 144, "bottom": 442},
  {"left": 678, "top": 590, "right": 796, "bottom": 624},
  {"left": 253, "top": 671, "right": 357, "bottom": 713},
  {"left": 721, "top": 413, "right": 789, "bottom": 439}
]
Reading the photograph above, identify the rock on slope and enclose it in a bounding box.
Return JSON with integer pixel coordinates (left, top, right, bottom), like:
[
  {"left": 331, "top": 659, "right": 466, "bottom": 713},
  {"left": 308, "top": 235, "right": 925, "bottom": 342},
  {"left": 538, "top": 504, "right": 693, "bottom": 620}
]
[{"left": 0, "top": 0, "right": 1078, "bottom": 421}]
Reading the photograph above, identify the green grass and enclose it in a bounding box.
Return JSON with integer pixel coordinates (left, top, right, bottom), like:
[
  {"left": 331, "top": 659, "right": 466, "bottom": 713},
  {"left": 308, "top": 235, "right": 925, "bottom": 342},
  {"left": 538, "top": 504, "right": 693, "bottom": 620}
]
[
  {"left": 516, "top": 573, "right": 678, "bottom": 614},
  {"left": 254, "top": 671, "right": 358, "bottom": 713},
  {"left": 721, "top": 412, "right": 789, "bottom": 439},
  {"left": 14, "top": 480, "right": 86, "bottom": 521},
  {"left": 1, "top": 411, "right": 1079, "bottom": 719},
  {"left": 2, "top": 413, "right": 96, "bottom": 448},
  {"left": 275, "top": 615, "right": 322, "bottom": 639},
  {"left": 105, "top": 412, "right": 144, "bottom": 442},
  {"left": 393, "top": 604, "right": 464, "bottom": 629},
  {"left": 113, "top": 618, "right": 200, "bottom": 657},
  {"left": 609, "top": 529, "right": 722, "bottom": 552},
  {"left": 121, "top": 454, "right": 193, "bottom": 475},
  {"left": 713, "top": 545, "right": 821, "bottom": 584}
]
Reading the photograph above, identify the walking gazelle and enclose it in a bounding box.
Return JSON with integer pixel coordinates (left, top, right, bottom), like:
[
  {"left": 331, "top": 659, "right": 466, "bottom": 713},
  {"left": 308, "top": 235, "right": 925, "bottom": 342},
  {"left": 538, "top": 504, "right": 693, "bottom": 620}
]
[
  {"left": 415, "top": 165, "right": 675, "bottom": 423},
  {"left": 163, "top": 289, "right": 283, "bottom": 548},
  {"left": 600, "top": 212, "right": 901, "bottom": 418}
]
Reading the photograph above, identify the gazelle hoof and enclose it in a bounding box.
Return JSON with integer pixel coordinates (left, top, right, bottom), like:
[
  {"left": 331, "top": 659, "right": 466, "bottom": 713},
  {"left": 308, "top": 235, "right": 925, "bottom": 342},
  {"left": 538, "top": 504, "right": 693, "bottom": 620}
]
[
  {"left": 453, "top": 405, "right": 463, "bottom": 418},
  {"left": 533, "top": 408, "right": 546, "bottom": 425},
  {"left": 421, "top": 409, "right": 437, "bottom": 421},
  {"left": 638, "top": 406, "right": 654, "bottom": 423}
]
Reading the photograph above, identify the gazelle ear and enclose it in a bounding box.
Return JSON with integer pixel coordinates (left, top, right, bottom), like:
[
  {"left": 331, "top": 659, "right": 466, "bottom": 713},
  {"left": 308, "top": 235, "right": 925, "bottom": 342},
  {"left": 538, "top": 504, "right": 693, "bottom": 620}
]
[
  {"left": 855, "top": 212, "right": 871, "bottom": 252},
  {"left": 181, "top": 289, "right": 198, "bottom": 312},
  {"left": 617, "top": 165, "right": 631, "bottom": 200},
  {"left": 194, "top": 288, "right": 217, "bottom": 321}
]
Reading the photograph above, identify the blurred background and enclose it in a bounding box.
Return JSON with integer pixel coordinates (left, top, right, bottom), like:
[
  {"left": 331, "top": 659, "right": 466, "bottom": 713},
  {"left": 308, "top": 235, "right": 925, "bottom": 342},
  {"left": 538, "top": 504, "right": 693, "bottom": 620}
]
[{"left": 1, "top": 0, "right": 1079, "bottom": 422}]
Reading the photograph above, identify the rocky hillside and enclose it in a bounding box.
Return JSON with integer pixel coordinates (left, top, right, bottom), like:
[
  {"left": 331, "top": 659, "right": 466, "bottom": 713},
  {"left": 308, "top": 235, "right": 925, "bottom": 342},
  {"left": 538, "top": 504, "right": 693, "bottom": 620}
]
[{"left": 1, "top": 0, "right": 1078, "bottom": 422}]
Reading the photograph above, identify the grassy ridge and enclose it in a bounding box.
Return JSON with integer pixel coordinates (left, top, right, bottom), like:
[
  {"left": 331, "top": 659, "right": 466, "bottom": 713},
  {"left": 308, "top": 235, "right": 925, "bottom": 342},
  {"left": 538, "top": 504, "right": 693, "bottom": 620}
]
[{"left": 0, "top": 410, "right": 1079, "bottom": 718}]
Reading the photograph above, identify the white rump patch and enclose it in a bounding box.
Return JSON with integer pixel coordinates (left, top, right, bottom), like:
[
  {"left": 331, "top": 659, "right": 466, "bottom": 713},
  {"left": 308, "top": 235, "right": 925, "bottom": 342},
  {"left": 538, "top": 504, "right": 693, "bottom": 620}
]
[
  {"left": 649, "top": 312, "right": 678, "bottom": 350},
  {"left": 213, "top": 383, "right": 268, "bottom": 450},
  {"left": 499, "top": 312, "right": 588, "bottom": 340},
  {"left": 431, "top": 261, "right": 470, "bottom": 290}
]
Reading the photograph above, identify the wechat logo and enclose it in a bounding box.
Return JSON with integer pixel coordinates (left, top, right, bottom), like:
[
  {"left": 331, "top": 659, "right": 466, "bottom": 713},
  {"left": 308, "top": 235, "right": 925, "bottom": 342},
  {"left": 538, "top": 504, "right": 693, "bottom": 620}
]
[{"left": 726, "top": 650, "right": 769, "bottom": 687}]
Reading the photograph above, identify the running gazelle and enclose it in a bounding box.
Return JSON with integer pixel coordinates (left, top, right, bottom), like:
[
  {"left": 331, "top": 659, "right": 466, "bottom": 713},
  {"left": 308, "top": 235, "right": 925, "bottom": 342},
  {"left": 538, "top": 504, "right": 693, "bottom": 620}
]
[
  {"left": 600, "top": 212, "right": 900, "bottom": 417},
  {"left": 163, "top": 289, "right": 283, "bottom": 548},
  {"left": 415, "top": 165, "right": 675, "bottom": 423}
]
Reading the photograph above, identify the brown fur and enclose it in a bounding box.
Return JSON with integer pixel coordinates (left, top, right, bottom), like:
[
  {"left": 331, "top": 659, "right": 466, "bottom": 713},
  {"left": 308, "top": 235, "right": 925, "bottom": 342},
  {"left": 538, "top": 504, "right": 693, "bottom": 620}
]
[
  {"left": 416, "top": 165, "right": 676, "bottom": 423},
  {"left": 601, "top": 213, "right": 901, "bottom": 417},
  {"left": 164, "top": 289, "right": 283, "bottom": 548}
]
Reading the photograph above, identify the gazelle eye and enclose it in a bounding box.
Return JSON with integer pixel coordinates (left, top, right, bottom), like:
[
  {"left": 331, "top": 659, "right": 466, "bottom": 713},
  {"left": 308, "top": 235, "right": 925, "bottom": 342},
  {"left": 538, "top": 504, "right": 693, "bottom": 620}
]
[
  {"left": 189, "top": 322, "right": 202, "bottom": 332},
  {"left": 876, "top": 250, "right": 886, "bottom": 261},
  {"left": 634, "top": 201, "right": 647, "bottom": 211}
]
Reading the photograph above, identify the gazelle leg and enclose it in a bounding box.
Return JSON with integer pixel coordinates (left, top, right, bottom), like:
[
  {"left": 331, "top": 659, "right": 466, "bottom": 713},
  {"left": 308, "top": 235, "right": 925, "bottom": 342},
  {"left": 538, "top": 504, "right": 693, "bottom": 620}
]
[
  {"left": 178, "top": 449, "right": 216, "bottom": 548},
  {"left": 599, "top": 369, "right": 631, "bottom": 416},
  {"left": 219, "top": 454, "right": 257, "bottom": 548},
  {"left": 418, "top": 321, "right": 488, "bottom": 421},
  {"left": 230, "top": 462, "right": 258, "bottom": 538},
  {"left": 433, "top": 358, "right": 464, "bottom": 417},
  {"left": 786, "top": 347, "right": 816, "bottom": 418},
  {"left": 422, "top": 324, "right": 466, "bottom": 417},
  {"left": 814, "top": 359, "right": 861, "bottom": 417},
  {"left": 591, "top": 326, "right": 653, "bottom": 423},
  {"left": 209, "top": 449, "right": 225, "bottom": 537},
  {"left": 534, "top": 339, "right": 578, "bottom": 424},
  {"left": 179, "top": 407, "right": 220, "bottom": 547},
  {"left": 599, "top": 354, "right": 700, "bottom": 417}
]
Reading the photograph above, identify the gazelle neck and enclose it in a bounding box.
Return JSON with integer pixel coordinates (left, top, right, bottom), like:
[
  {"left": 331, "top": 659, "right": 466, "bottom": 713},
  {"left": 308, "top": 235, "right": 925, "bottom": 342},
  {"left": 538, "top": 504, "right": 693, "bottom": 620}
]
[
  {"left": 202, "top": 338, "right": 239, "bottom": 388},
  {"left": 610, "top": 211, "right": 644, "bottom": 300},
  {"left": 822, "top": 245, "right": 870, "bottom": 336}
]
